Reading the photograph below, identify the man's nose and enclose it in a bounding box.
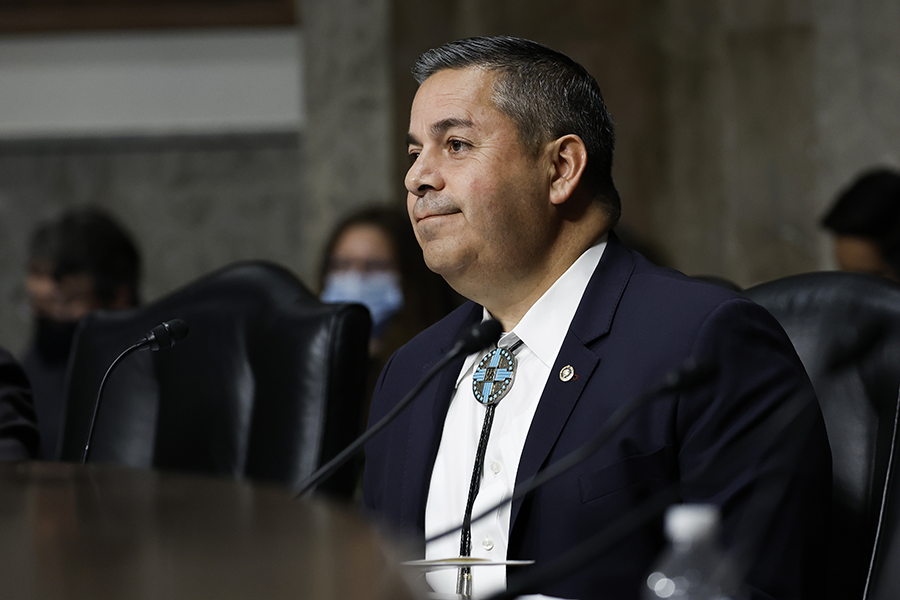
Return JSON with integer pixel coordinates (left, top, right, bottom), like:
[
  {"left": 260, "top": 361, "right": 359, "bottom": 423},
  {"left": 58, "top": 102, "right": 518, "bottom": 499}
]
[{"left": 405, "top": 149, "right": 443, "bottom": 196}]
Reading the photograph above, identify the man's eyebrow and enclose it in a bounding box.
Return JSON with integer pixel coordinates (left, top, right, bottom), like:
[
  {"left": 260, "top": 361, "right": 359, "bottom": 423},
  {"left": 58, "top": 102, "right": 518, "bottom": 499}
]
[
  {"left": 430, "top": 117, "right": 474, "bottom": 137},
  {"left": 407, "top": 117, "right": 475, "bottom": 147}
]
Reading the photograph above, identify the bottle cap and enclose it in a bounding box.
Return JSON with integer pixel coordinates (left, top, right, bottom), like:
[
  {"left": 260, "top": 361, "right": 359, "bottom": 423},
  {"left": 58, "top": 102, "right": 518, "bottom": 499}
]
[{"left": 664, "top": 504, "right": 720, "bottom": 542}]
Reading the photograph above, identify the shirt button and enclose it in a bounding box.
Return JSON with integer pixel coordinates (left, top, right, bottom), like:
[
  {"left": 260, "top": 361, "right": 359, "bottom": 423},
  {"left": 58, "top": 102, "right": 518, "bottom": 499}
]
[
  {"left": 482, "top": 537, "right": 494, "bottom": 551},
  {"left": 491, "top": 461, "right": 502, "bottom": 474}
]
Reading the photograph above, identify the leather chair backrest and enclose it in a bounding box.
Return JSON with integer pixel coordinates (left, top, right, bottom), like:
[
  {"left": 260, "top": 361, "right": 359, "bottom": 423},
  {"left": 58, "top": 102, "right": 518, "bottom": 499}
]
[
  {"left": 744, "top": 271, "right": 900, "bottom": 600},
  {"left": 58, "top": 261, "right": 371, "bottom": 498}
]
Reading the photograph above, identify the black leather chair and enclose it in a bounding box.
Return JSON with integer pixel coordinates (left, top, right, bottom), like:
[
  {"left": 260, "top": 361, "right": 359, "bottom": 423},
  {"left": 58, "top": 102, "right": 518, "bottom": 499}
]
[
  {"left": 57, "top": 261, "right": 371, "bottom": 499},
  {"left": 744, "top": 272, "right": 900, "bottom": 600}
]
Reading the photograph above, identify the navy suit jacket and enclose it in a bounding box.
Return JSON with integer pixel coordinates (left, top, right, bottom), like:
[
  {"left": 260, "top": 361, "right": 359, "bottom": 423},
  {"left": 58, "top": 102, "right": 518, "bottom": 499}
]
[{"left": 363, "top": 233, "right": 831, "bottom": 600}]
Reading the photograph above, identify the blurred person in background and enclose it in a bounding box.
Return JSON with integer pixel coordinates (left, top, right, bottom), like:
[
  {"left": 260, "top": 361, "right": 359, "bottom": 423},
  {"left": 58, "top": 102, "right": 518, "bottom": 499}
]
[
  {"left": 0, "top": 345, "right": 40, "bottom": 460},
  {"left": 20, "top": 207, "right": 142, "bottom": 459},
  {"left": 319, "top": 205, "right": 461, "bottom": 398},
  {"left": 822, "top": 168, "right": 900, "bottom": 281}
]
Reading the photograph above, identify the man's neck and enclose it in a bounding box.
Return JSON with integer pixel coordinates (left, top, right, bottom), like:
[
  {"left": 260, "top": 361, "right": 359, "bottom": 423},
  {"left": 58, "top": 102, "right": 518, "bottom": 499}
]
[
  {"left": 480, "top": 226, "right": 609, "bottom": 331},
  {"left": 482, "top": 265, "right": 575, "bottom": 331}
]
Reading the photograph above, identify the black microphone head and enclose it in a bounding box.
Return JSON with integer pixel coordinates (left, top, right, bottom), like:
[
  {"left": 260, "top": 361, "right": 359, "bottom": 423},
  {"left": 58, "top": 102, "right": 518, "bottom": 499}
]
[
  {"left": 164, "top": 319, "right": 190, "bottom": 345},
  {"left": 145, "top": 319, "right": 190, "bottom": 351},
  {"left": 457, "top": 319, "right": 503, "bottom": 355}
]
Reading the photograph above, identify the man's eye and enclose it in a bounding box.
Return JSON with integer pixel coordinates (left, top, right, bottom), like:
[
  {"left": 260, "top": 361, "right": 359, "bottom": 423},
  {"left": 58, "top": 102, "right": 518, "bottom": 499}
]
[
  {"left": 408, "top": 151, "right": 420, "bottom": 165},
  {"left": 449, "top": 139, "right": 466, "bottom": 152}
]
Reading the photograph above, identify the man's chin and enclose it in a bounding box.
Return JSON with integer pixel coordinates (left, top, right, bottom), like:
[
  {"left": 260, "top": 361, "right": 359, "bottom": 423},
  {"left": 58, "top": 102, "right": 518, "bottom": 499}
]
[
  {"left": 422, "top": 248, "right": 465, "bottom": 279},
  {"left": 423, "top": 257, "right": 458, "bottom": 278}
]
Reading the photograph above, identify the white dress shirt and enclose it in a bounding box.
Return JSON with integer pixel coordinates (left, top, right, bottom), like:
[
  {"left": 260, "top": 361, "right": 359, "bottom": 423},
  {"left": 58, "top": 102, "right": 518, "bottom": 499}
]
[{"left": 424, "top": 236, "right": 607, "bottom": 599}]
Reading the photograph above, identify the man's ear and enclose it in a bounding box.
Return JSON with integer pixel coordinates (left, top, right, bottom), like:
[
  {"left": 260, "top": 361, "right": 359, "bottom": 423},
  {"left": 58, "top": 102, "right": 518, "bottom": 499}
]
[{"left": 548, "top": 134, "right": 588, "bottom": 206}]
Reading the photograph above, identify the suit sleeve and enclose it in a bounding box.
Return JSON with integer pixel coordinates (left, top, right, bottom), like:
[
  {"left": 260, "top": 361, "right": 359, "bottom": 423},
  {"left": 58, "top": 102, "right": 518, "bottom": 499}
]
[
  {"left": 0, "top": 346, "right": 41, "bottom": 461},
  {"left": 677, "top": 298, "right": 831, "bottom": 600}
]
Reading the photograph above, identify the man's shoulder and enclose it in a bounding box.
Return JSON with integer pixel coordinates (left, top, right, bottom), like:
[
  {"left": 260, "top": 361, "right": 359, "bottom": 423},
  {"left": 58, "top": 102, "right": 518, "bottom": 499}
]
[
  {"left": 599, "top": 233, "right": 750, "bottom": 320},
  {"left": 626, "top": 252, "right": 753, "bottom": 313},
  {"left": 631, "top": 252, "right": 737, "bottom": 293},
  {"left": 586, "top": 245, "right": 784, "bottom": 350}
]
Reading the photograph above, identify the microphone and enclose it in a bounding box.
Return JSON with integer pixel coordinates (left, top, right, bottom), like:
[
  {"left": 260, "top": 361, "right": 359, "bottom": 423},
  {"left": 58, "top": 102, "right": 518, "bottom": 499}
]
[
  {"left": 455, "top": 319, "right": 504, "bottom": 355},
  {"left": 293, "top": 318, "right": 503, "bottom": 497},
  {"left": 81, "top": 319, "right": 190, "bottom": 463},
  {"left": 137, "top": 319, "right": 190, "bottom": 352}
]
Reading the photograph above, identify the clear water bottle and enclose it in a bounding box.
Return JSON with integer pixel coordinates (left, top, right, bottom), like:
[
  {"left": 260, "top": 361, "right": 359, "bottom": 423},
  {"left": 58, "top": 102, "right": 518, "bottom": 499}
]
[{"left": 642, "top": 504, "right": 740, "bottom": 600}]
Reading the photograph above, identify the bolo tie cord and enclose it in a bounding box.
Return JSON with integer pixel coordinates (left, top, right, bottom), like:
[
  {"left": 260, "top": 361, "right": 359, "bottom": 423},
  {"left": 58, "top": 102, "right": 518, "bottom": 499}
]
[
  {"left": 459, "top": 338, "right": 525, "bottom": 562},
  {"left": 460, "top": 402, "right": 497, "bottom": 557}
]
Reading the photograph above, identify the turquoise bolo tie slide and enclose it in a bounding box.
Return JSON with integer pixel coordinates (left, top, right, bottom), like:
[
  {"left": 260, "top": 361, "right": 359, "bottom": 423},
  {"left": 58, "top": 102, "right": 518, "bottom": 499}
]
[{"left": 472, "top": 346, "right": 517, "bottom": 405}]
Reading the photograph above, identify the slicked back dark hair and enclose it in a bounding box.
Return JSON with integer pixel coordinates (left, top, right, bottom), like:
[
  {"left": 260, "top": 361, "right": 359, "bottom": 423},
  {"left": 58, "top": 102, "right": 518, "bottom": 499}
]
[{"left": 412, "top": 35, "right": 621, "bottom": 224}]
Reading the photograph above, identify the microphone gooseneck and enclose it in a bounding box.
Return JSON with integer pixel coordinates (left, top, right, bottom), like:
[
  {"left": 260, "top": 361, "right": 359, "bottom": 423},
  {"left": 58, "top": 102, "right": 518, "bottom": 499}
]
[
  {"left": 426, "top": 357, "right": 719, "bottom": 547},
  {"left": 490, "top": 379, "right": 815, "bottom": 600},
  {"left": 293, "top": 318, "right": 503, "bottom": 498},
  {"left": 480, "top": 358, "right": 721, "bottom": 600},
  {"left": 81, "top": 319, "right": 190, "bottom": 464},
  {"left": 491, "top": 318, "right": 878, "bottom": 600}
]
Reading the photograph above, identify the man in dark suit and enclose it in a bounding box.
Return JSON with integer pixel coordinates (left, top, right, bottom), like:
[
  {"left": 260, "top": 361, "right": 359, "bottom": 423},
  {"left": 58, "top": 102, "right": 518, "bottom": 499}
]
[{"left": 363, "top": 36, "right": 830, "bottom": 600}]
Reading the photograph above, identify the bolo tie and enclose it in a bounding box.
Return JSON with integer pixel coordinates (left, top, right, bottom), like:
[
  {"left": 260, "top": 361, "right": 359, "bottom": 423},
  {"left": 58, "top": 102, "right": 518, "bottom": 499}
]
[{"left": 457, "top": 337, "right": 524, "bottom": 597}]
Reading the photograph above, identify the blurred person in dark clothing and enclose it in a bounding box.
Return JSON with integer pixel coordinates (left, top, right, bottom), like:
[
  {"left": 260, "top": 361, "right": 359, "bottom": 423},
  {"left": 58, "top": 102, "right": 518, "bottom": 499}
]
[
  {"left": 0, "top": 345, "right": 40, "bottom": 460},
  {"left": 319, "top": 205, "right": 461, "bottom": 397},
  {"left": 822, "top": 168, "right": 900, "bottom": 281},
  {"left": 20, "top": 207, "right": 141, "bottom": 459}
]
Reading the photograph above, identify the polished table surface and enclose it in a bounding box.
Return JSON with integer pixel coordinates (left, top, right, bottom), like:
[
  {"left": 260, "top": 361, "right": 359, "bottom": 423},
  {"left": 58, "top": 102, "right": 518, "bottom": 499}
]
[{"left": 0, "top": 461, "right": 420, "bottom": 599}]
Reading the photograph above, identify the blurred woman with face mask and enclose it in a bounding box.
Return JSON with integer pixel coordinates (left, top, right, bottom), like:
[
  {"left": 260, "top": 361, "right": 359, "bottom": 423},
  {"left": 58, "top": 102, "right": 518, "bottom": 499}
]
[{"left": 319, "top": 205, "right": 461, "bottom": 398}]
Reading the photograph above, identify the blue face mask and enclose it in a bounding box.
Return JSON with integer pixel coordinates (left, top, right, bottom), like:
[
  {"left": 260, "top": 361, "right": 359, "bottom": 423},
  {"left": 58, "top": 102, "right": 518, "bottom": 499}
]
[{"left": 321, "top": 270, "right": 404, "bottom": 333}]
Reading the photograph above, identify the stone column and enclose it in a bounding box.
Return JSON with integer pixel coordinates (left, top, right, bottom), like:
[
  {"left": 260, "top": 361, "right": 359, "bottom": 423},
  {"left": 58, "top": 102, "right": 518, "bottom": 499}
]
[
  {"left": 298, "top": 0, "right": 396, "bottom": 284},
  {"left": 654, "top": 0, "right": 821, "bottom": 287}
]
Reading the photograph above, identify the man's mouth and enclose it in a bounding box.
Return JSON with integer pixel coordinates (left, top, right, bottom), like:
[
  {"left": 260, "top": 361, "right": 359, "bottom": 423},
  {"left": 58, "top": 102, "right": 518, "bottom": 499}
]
[{"left": 413, "top": 197, "right": 461, "bottom": 223}]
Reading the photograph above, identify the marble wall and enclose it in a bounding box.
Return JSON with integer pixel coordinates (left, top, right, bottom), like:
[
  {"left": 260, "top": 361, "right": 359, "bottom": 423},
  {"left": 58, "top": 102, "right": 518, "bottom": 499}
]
[
  {"left": 654, "top": 0, "right": 821, "bottom": 284},
  {"left": 299, "top": 0, "right": 398, "bottom": 278},
  {"left": 1, "top": 0, "right": 898, "bottom": 353}
]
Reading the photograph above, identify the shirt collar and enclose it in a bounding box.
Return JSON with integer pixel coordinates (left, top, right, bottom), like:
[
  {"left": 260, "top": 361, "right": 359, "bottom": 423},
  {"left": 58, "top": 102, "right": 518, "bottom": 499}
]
[
  {"left": 509, "top": 235, "right": 607, "bottom": 368},
  {"left": 454, "top": 234, "right": 608, "bottom": 385}
]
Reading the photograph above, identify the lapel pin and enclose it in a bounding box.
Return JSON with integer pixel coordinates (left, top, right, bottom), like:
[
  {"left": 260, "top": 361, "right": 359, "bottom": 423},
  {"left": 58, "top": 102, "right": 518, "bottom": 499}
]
[{"left": 559, "top": 365, "right": 576, "bottom": 382}]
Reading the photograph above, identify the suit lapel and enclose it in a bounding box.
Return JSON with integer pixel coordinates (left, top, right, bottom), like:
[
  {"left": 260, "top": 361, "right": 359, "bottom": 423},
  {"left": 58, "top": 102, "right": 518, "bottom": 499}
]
[{"left": 510, "top": 232, "right": 636, "bottom": 531}]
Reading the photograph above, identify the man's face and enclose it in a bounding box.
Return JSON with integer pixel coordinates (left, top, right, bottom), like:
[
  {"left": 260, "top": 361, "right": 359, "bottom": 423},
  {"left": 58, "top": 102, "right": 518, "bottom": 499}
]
[
  {"left": 405, "top": 67, "right": 556, "bottom": 297},
  {"left": 25, "top": 259, "right": 101, "bottom": 322}
]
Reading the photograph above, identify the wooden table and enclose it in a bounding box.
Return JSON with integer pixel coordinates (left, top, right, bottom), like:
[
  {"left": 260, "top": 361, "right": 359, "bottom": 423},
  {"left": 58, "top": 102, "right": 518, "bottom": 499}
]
[{"left": 0, "top": 462, "right": 421, "bottom": 599}]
